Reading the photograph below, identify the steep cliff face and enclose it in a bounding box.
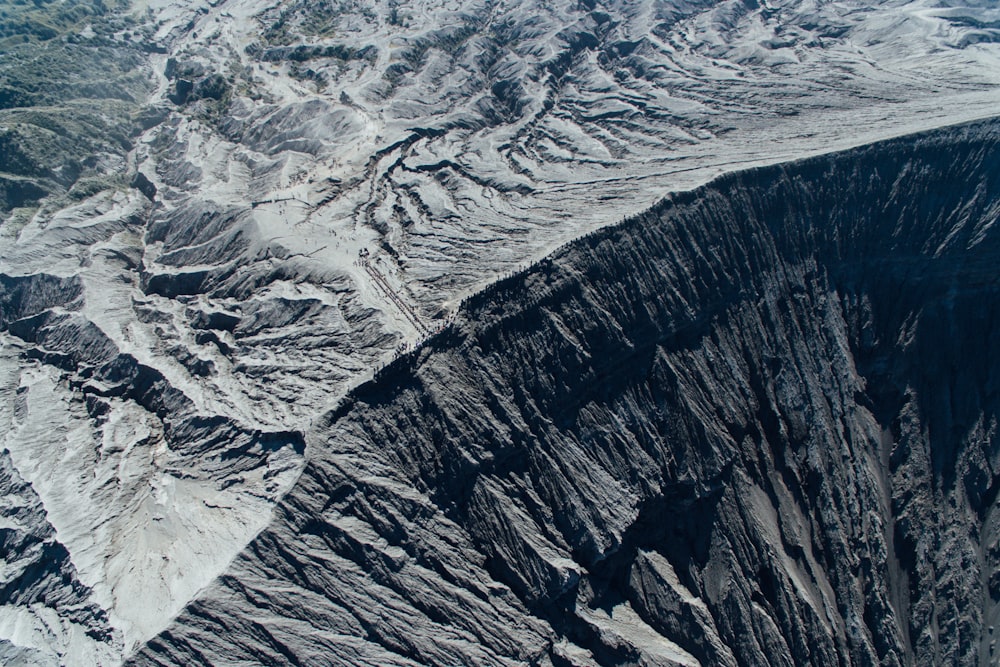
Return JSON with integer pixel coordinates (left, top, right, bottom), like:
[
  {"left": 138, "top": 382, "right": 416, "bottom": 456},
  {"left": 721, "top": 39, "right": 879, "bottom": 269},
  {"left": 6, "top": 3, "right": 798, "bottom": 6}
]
[
  {"left": 130, "top": 120, "right": 1000, "bottom": 666},
  {"left": 7, "top": 1, "right": 1000, "bottom": 661}
]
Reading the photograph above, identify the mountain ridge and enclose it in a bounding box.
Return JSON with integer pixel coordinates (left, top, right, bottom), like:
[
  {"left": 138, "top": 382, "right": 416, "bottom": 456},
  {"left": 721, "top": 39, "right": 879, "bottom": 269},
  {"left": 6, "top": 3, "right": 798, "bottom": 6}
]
[
  {"left": 6, "top": 1, "right": 1000, "bottom": 662},
  {"left": 131, "top": 116, "right": 1000, "bottom": 666}
]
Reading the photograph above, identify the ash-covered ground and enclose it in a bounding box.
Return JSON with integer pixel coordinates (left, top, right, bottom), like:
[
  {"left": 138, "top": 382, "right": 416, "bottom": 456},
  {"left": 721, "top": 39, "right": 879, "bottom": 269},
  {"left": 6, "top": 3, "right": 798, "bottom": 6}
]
[{"left": 3, "top": 1, "right": 1000, "bottom": 664}]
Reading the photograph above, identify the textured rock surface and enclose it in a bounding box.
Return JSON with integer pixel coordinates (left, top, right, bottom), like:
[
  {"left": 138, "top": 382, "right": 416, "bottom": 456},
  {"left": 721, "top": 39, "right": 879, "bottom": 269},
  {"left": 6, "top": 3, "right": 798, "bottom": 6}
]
[
  {"left": 132, "top": 120, "right": 1000, "bottom": 665},
  {"left": 0, "top": 451, "right": 119, "bottom": 666},
  {"left": 4, "top": 0, "right": 1000, "bottom": 663}
]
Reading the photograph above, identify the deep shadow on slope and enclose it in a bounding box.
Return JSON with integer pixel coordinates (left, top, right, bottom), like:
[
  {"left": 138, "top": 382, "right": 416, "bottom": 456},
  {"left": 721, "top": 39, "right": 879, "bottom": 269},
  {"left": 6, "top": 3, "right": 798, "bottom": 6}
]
[{"left": 134, "top": 119, "right": 1000, "bottom": 666}]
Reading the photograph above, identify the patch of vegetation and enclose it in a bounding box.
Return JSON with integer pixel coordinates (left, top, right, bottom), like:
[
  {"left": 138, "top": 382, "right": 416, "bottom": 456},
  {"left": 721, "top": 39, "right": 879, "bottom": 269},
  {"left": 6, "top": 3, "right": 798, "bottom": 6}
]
[
  {"left": 288, "top": 63, "right": 329, "bottom": 90},
  {"left": 0, "top": 176, "right": 48, "bottom": 211},
  {"left": 0, "top": 204, "right": 40, "bottom": 240},
  {"left": 258, "top": 43, "right": 374, "bottom": 63},
  {"left": 296, "top": 2, "right": 344, "bottom": 39},
  {"left": 260, "top": 0, "right": 384, "bottom": 45},
  {"left": 68, "top": 173, "right": 127, "bottom": 201},
  {"left": 0, "top": 0, "right": 121, "bottom": 41},
  {"left": 0, "top": 0, "right": 152, "bottom": 212},
  {"left": 260, "top": 0, "right": 326, "bottom": 45}
]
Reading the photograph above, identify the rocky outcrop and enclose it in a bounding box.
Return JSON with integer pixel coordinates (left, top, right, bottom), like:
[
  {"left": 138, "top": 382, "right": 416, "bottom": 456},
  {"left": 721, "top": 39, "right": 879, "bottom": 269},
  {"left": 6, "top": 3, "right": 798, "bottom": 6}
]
[
  {"left": 0, "top": 191, "right": 309, "bottom": 655},
  {"left": 0, "top": 451, "right": 120, "bottom": 666},
  {"left": 6, "top": 1, "right": 1000, "bottom": 664},
  {"left": 131, "top": 119, "right": 1000, "bottom": 665}
]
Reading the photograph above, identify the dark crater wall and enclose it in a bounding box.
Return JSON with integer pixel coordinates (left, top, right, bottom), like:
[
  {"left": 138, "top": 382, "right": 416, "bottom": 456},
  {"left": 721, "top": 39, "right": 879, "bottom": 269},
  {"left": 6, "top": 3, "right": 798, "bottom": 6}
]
[{"left": 134, "top": 119, "right": 1000, "bottom": 666}]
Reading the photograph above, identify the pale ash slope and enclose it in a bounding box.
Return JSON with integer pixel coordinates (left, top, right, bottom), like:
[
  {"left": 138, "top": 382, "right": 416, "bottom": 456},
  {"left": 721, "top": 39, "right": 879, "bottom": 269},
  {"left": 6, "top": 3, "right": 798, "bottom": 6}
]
[
  {"left": 134, "top": 0, "right": 1000, "bottom": 424},
  {"left": 135, "top": 119, "right": 1000, "bottom": 666},
  {"left": 0, "top": 450, "right": 120, "bottom": 666},
  {"left": 3, "top": 0, "right": 1000, "bottom": 663}
]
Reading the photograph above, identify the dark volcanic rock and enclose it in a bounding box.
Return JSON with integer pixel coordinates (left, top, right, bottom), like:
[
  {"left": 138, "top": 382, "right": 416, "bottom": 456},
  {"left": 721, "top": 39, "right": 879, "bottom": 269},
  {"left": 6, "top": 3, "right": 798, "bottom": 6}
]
[
  {"left": 130, "top": 171, "right": 157, "bottom": 201},
  {"left": 132, "top": 120, "right": 1000, "bottom": 666},
  {"left": 0, "top": 273, "right": 83, "bottom": 327}
]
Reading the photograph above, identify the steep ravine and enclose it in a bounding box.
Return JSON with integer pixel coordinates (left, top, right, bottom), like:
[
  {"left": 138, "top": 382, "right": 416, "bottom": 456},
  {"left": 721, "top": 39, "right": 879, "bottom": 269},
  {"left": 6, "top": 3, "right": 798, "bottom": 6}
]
[{"left": 133, "top": 119, "right": 1000, "bottom": 666}]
